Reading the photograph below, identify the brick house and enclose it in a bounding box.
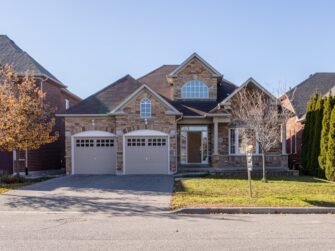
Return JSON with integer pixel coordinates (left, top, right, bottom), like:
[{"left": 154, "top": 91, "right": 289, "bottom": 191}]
[
  {"left": 280, "top": 73, "right": 335, "bottom": 168},
  {"left": 0, "top": 35, "right": 81, "bottom": 174},
  {"left": 58, "top": 53, "right": 288, "bottom": 175}
]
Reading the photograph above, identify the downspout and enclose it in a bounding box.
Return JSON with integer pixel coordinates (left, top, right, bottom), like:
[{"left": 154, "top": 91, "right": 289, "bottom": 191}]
[{"left": 37, "top": 76, "right": 48, "bottom": 107}]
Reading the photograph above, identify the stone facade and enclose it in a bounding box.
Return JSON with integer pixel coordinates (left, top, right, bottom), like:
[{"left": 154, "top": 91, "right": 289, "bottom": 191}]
[
  {"left": 176, "top": 120, "right": 286, "bottom": 169},
  {"left": 114, "top": 89, "right": 177, "bottom": 173},
  {"left": 63, "top": 54, "right": 288, "bottom": 175},
  {"left": 169, "top": 57, "right": 219, "bottom": 100},
  {"left": 64, "top": 88, "right": 177, "bottom": 174},
  {"left": 212, "top": 123, "right": 286, "bottom": 168}
]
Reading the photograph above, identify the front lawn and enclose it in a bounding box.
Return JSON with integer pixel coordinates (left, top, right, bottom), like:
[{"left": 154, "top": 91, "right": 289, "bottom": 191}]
[
  {"left": 0, "top": 176, "right": 51, "bottom": 194},
  {"left": 171, "top": 176, "right": 335, "bottom": 209}
]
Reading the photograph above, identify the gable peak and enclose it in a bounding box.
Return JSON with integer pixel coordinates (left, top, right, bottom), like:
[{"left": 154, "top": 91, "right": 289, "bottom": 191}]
[{"left": 168, "top": 52, "right": 222, "bottom": 77}]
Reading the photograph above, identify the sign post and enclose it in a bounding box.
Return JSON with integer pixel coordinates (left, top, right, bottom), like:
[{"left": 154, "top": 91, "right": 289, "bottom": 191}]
[{"left": 246, "top": 146, "right": 253, "bottom": 198}]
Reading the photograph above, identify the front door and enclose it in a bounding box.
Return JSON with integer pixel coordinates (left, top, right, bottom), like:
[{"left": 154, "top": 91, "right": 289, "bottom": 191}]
[{"left": 187, "top": 131, "right": 202, "bottom": 163}]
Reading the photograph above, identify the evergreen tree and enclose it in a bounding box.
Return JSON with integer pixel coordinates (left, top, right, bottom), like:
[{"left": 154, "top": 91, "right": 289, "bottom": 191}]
[
  {"left": 310, "top": 95, "right": 323, "bottom": 177},
  {"left": 318, "top": 93, "right": 334, "bottom": 174},
  {"left": 325, "top": 107, "right": 335, "bottom": 181},
  {"left": 302, "top": 93, "right": 318, "bottom": 174}
]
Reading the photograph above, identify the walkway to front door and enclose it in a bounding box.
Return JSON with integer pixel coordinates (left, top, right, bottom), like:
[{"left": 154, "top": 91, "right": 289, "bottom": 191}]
[{"left": 180, "top": 126, "right": 208, "bottom": 165}]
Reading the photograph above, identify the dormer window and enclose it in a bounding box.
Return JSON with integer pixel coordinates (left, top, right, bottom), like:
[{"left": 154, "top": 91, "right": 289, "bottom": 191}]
[
  {"left": 140, "top": 98, "right": 151, "bottom": 119},
  {"left": 181, "top": 80, "right": 209, "bottom": 99}
]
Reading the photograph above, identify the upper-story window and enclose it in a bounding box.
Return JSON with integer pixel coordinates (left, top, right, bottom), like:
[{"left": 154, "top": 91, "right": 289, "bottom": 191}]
[
  {"left": 65, "top": 99, "right": 70, "bottom": 110},
  {"left": 181, "top": 80, "right": 209, "bottom": 99},
  {"left": 140, "top": 98, "right": 151, "bottom": 119}
]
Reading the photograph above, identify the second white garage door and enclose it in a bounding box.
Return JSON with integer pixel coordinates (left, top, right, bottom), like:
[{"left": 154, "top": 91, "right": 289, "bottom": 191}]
[{"left": 124, "top": 130, "right": 169, "bottom": 175}]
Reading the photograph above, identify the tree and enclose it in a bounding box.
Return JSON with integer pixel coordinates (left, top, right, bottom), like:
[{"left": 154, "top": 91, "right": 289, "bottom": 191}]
[
  {"left": 301, "top": 93, "right": 318, "bottom": 174},
  {"left": 232, "top": 85, "right": 286, "bottom": 182},
  {"left": 318, "top": 93, "right": 334, "bottom": 175},
  {"left": 325, "top": 107, "right": 335, "bottom": 181},
  {"left": 310, "top": 95, "right": 323, "bottom": 176},
  {"left": 0, "top": 65, "right": 58, "bottom": 174}
]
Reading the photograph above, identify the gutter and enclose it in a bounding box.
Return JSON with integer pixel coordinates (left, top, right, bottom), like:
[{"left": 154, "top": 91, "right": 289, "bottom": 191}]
[{"left": 56, "top": 114, "right": 110, "bottom": 117}]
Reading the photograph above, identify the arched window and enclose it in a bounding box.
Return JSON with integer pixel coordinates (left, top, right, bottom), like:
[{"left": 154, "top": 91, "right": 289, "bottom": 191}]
[
  {"left": 140, "top": 98, "right": 151, "bottom": 118},
  {"left": 181, "top": 80, "right": 209, "bottom": 98}
]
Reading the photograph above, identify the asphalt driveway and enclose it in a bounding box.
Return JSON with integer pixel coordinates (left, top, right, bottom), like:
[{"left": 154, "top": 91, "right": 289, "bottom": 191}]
[{"left": 0, "top": 175, "right": 174, "bottom": 215}]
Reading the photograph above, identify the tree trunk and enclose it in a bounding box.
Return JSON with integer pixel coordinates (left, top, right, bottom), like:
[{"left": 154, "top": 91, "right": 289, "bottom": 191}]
[
  {"left": 247, "top": 168, "right": 253, "bottom": 197},
  {"left": 262, "top": 152, "right": 267, "bottom": 182}
]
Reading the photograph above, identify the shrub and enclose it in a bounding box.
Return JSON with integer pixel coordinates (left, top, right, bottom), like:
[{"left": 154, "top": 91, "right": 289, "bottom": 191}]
[
  {"left": 326, "top": 107, "right": 335, "bottom": 181},
  {"left": 0, "top": 175, "right": 27, "bottom": 184}
]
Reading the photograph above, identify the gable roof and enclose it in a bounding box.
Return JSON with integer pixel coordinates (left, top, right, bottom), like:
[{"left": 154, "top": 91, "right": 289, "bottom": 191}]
[
  {"left": 285, "top": 73, "right": 335, "bottom": 118},
  {"left": 138, "top": 65, "right": 178, "bottom": 100},
  {"left": 0, "top": 35, "right": 64, "bottom": 86},
  {"left": 168, "top": 52, "right": 222, "bottom": 77},
  {"left": 217, "top": 78, "right": 238, "bottom": 102},
  {"left": 219, "top": 77, "right": 277, "bottom": 105},
  {"left": 60, "top": 75, "right": 142, "bottom": 115},
  {"left": 110, "top": 84, "right": 181, "bottom": 115}
]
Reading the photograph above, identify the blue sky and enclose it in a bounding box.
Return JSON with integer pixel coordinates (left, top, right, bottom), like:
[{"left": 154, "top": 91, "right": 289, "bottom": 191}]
[{"left": 1, "top": 0, "right": 335, "bottom": 98}]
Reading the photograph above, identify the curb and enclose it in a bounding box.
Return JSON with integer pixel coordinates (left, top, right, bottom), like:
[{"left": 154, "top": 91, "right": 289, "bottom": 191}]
[{"left": 172, "top": 207, "right": 335, "bottom": 214}]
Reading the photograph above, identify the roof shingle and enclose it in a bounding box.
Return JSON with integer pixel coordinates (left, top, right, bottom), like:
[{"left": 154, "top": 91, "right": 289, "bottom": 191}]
[
  {"left": 286, "top": 73, "right": 335, "bottom": 118},
  {"left": 63, "top": 75, "right": 142, "bottom": 114},
  {"left": 0, "top": 35, "right": 61, "bottom": 84}
]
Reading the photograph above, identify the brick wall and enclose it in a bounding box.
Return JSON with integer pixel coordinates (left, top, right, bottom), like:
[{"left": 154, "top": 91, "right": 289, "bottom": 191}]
[
  {"left": 213, "top": 123, "right": 286, "bottom": 168},
  {"left": 169, "top": 57, "right": 219, "bottom": 100},
  {"left": 64, "top": 89, "right": 177, "bottom": 174},
  {"left": 17, "top": 79, "right": 81, "bottom": 173}
]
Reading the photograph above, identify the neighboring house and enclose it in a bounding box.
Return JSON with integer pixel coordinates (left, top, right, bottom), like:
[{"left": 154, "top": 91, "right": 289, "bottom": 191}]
[
  {"left": 280, "top": 73, "right": 335, "bottom": 168},
  {"left": 0, "top": 35, "right": 81, "bottom": 174},
  {"left": 58, "top": 53, "right": 288, "bottom": 175}
]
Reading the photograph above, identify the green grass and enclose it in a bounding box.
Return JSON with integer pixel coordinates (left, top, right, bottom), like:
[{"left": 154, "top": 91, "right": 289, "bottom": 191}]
[
  {"left": 171, "top": 176, "right": 335, "bottom": 209},
  {"left": 0, "top": 177, "right": 51, "bottom": 194}
]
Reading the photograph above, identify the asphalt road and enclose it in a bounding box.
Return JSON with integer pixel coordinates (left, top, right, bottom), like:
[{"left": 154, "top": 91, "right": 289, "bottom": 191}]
[{"left": 0, "top": 212, "right": 334, "bottom": 251}]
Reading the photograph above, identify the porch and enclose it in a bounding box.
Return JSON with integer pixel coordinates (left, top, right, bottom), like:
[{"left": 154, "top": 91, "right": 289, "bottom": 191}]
[{"left": 176, "top": 117, "right": 289, "bottom": 173}]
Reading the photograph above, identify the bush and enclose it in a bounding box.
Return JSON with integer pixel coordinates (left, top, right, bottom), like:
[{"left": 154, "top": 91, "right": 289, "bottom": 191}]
[
  {"left": 326, "top": 107, "right": 335, "bottom": 181},
  {"left": 0, "top": 175, "right": 27, "bottom": 184}
]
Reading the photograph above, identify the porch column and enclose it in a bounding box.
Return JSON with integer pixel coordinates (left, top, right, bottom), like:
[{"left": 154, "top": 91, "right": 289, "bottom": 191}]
[
  {"left": 213, "top": 119, "right": 219, "bottom": 155},
  {"left": 281, "top": 123, "right": 287, "bottom": 154}
]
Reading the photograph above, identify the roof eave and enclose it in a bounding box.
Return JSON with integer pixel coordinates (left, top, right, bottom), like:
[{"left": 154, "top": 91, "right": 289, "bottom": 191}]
[
  {"left": 167, "top": 53, "right": 222, "bottom": 77},
  {"left": 56, "top": 114, "right": 110, "bottom": 117}
]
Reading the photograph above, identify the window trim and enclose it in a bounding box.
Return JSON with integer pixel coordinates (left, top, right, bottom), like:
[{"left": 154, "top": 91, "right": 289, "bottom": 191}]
[
  {"left": 65, "top": 99, "right": 70, "bottom": 110},
  {"left": 181, "top": 80, "right": 209, "bottom": 99},
  {"left": 228, "top": 128, "right": 262, "bottom": 155},
  {"left": 140, "top": 98, "right": 151, "bottom": 119}
]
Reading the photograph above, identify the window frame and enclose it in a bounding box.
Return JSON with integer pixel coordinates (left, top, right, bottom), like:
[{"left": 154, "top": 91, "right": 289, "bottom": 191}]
[
  {"left": 140, "top": 98, "right": 152, "bottom": 119},
  {"left": 65, "top": 99, "right": 70, "bottom": 110},
  {"left": 228, "top": 128, "right": 262, "bottom": 155},
  {"left": 181, "top": 80, "right": 209, "bottom": 99}
]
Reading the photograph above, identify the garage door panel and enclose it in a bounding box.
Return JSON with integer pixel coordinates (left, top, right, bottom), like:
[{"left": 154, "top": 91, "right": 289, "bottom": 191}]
[
  {"left": 74, "top": 137, "right": 116, "bottom": 175},
  {"left": 124, "top": 136, "right": 169, "bottom": 175}
]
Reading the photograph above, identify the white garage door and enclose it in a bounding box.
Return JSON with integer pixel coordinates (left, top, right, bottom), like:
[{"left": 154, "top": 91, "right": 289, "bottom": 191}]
[
  {"left": 72, "top": 131, "right": 116, "bottom": 175},
  {"left": 124, "top": 130, "right": 169, "bottom": 175}
]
